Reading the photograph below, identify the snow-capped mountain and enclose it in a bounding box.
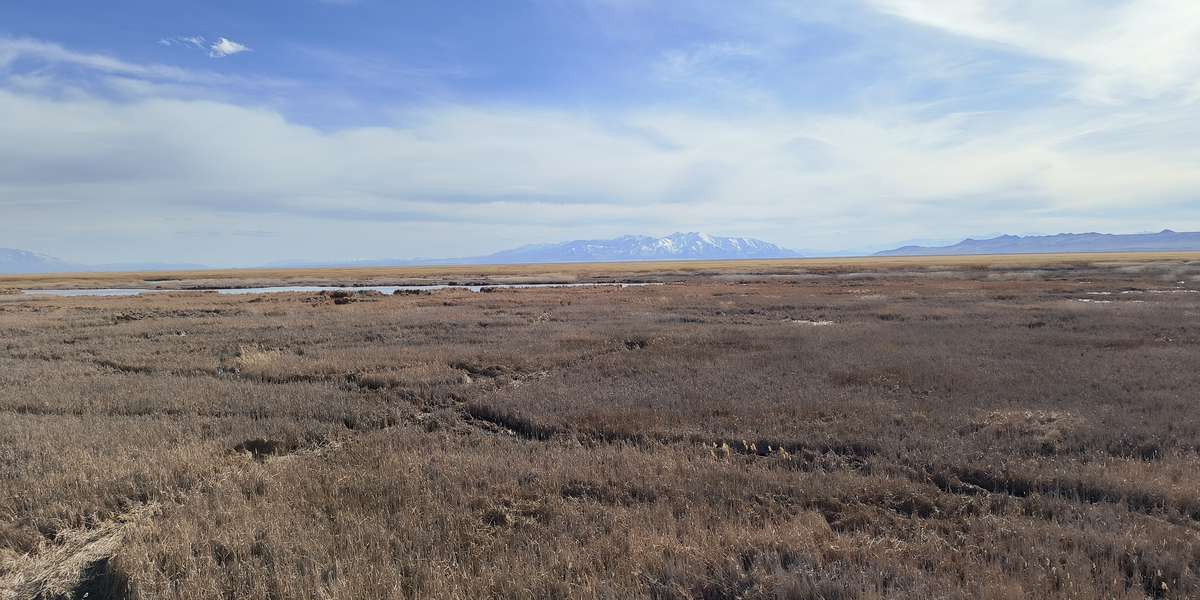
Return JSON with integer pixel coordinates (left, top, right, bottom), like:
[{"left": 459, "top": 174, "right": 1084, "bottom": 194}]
[{"left": 479, "top": 232, "right": 800, "bottom": 263}]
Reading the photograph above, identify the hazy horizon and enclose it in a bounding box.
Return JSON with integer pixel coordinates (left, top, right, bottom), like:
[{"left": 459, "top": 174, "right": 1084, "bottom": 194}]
[
  {"left": 4, "top": 1, "right": 1200, "bottom": 265},
  {"left": 6, "top": 227, "right": 1199, "bottom": 270}
]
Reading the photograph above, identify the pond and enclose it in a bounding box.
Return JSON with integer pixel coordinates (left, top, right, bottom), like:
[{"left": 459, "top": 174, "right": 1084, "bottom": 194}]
[{"left": 21, "top": 282, "right": 657, "bottom": 297}]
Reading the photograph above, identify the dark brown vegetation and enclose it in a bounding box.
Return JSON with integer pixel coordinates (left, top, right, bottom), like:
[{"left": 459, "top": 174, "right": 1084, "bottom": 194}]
[{"left": 1, "top": 255, "right": 1199, "bottom": 599}]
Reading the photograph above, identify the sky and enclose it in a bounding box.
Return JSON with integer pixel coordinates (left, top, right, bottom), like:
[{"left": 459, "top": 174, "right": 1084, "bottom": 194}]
[{"left": 2, "top": 1, "right": 1199, "bottom": 265}]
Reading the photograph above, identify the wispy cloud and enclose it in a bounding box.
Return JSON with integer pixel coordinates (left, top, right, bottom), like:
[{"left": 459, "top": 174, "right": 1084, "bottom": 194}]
[
  {"left": 656, "top": 42, "right": 764, "bottom": 79},
  {"left": 0, "top": 37, "right": 194, "bottom": 80},
  {"left": 865, "top": 0, "right": 1200, "bottom": 103},
  {"left": 158, "top": 35, "right": 207, "bottom": 50},
  {"left": 0, "top": 36, "right": 288, "bottom": 96},
  {"left": 209, "top": 37, "right": 251, "bottom": 58},
  {"left": 653, "top": 41, "right": 773, "bottom": 106}
]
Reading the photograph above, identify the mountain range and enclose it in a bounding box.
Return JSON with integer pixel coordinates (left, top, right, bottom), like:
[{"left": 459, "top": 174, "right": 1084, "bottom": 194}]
[
  {"left": 266, "top": 232, "right": 800, "bottom": 268},
  {"left": 0, "top": 233, "right": 798, "bottom": 274},
  {"left": 5, "top": 230, "right": 1200, "bottom": 275},
  {"left": 874, "top": 230, "right": 1200, "bottom": 256}
]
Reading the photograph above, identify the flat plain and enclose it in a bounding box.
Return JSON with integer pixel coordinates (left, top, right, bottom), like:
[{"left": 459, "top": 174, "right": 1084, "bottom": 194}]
[{"left": 2, "top": 254, "right": 1199, "bottom": 599}]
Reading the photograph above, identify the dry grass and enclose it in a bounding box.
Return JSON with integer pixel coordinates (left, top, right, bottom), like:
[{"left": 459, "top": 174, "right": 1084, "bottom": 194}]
[
  {"left": 4, "top": 251, "right": 1200, "bottom": 289},
  {"left": 1, "top": 255, "right": 1199, "bottom": 598}
]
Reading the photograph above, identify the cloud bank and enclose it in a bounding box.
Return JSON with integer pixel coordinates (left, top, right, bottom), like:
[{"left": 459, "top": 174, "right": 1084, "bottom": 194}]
[
  {"left": 868, "top": 0, "right": 1200, "bottom": 102},
  {"left": 1, "top": 0, "right": 1198, "bottom": 265}
]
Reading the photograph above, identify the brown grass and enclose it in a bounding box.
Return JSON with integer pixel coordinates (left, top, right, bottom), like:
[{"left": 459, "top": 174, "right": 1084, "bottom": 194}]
[
  {"left": 2, "top": 255, "right": 1200, "bottom": 598},
  {"left": 4, "top": 251, "right": 1200, "bottom": 289}
]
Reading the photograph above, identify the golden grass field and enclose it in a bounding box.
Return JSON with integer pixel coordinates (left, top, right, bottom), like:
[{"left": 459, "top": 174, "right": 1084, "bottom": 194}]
[
  {"left": 2, "top": 253, "right": 1199, "bottom": 599},
  {"left": 5, "top": 252, "right": 1200, "bottom": 290}
]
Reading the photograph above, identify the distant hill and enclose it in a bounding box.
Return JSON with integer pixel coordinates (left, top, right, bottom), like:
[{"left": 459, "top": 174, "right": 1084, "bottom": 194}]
[
  {"left": 0, "top": 248, "right": 77, "bottom": 274},
  {"left": 270, "top": 232, "right": 801, "bottom": 268},
  {"left": 875, "top": 230, "right": 1200, "bottom": 256},
  {"left": 0, "top": 248, "right": 206, "bottom": 275}
]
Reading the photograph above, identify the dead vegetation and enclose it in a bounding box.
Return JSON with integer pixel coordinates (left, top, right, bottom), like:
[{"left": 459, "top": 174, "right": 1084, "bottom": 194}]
[{"left": 1, "top": 256, "right": 1200, "bottom": 598}]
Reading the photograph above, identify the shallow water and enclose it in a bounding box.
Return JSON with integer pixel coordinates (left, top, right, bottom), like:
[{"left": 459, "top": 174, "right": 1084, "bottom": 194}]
[
  {"left": 21, "top": 282, "right": 656, "bottom": 298},
  {"left": 20, "top": 288, "right": 170, "bottom": 297}
]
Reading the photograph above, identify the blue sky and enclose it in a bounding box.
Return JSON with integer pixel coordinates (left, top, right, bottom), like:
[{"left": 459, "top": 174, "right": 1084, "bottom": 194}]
[{"left": 2, "top": 1, "right": 1199, "bottom": 265}]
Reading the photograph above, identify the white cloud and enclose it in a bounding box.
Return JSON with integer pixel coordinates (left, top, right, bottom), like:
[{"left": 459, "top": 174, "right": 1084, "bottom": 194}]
[
  {"left": 0, "top": 37, "right": 193, "bottom": 80},
  {"left": 865, "top": 0, "right": 1200, "bottom": 103},
  {"left": 157, "top": 35, "right": 250, "bottom": 59},
  {"left": 209, "top": 37, "right": 250, "bottom": 58},
  {"left": 4, "top": 27, "right": 1200, "bottom": 263},
  {"left": 0, "top": 37, "right": 264, "bottom": 88},
  {"left": 2, "top": 82, "right": 1198, "bottom": 257}
]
